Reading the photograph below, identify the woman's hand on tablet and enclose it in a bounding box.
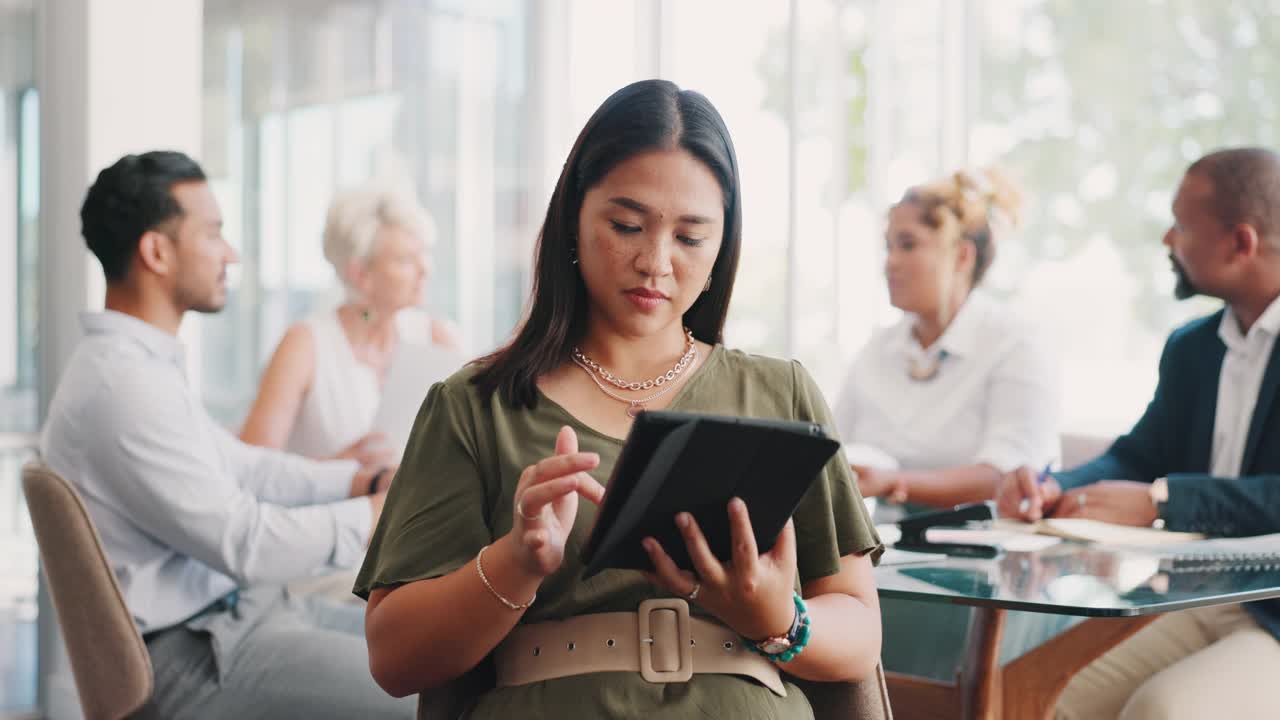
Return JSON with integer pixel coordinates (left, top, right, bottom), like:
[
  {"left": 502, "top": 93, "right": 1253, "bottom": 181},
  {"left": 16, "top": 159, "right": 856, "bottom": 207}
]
[
  {"left": 643, "top": 498, "right": 798, "bottom": 642},
  {"left": 509, "top": 425, "right": 605, "bottom": 578}
]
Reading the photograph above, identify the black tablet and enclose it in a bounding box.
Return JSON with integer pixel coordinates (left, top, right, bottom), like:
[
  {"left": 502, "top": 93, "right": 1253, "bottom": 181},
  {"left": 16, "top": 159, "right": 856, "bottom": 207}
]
[{"left": 579, "top": 410, "right": 841, "bottom": 579}]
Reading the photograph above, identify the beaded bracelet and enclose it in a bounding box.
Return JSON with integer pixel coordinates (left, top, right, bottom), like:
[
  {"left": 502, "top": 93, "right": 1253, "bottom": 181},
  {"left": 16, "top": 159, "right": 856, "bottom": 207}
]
[
  {"left": 475, "top": 544, "right": 536, "bottom": 610},
  {"left": 744, "top": 592, "right": 811, "bottom": 663}
]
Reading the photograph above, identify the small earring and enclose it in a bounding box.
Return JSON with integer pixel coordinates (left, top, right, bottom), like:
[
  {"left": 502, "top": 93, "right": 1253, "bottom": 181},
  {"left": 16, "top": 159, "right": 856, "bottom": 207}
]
[
  {"left": 703, "top": 275, "right": 712, "bottom": 292},
  {"left": 569, "top": 247, "right": 579, "bottom": 265},
  {"left": 360, "top": 306, "right": 375, "bottom": 323}
]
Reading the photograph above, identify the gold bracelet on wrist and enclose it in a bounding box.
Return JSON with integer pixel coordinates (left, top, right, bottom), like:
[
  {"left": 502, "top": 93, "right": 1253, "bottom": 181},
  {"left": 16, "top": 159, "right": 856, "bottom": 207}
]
[{"left": 475, "top": 544, "right": 536, "bottom": 611}]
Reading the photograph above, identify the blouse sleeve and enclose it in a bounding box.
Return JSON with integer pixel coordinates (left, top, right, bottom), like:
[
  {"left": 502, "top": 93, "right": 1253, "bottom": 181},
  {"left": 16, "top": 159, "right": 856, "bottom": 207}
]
[
  {"left": 788, "top": 361, "right": 884, "bottom": 585},
  {"left": 352, "top": 379, "right": 494, "bottom": 599},
  {"left": 974, "top": 324, "right": 1062, "bottom": 473}
]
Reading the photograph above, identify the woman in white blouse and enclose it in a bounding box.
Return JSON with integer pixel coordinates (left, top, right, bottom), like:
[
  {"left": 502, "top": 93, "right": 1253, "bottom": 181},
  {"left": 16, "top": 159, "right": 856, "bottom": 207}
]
[
  {"left": 835, "top": 167, "right": 1060, "bottom": 510},
  {"left": 838, "top": 167, "right": 1070, "bottom": 682},
  {"left": 239, "top": 184, "right": 462, "bottom": 463}
]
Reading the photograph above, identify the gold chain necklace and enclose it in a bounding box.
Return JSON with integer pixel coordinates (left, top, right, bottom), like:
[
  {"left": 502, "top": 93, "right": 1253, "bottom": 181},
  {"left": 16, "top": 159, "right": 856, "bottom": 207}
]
[
  {"left": 571, "top": 336, "right": 699, "bottom": 418},
  {"left": 572, "top": 328, "right": 696, "bottom": 391}
]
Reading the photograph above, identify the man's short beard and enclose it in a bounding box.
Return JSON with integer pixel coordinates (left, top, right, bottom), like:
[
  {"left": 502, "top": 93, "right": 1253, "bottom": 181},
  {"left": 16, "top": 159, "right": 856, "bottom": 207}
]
[
  {"left": 175, "top": 284, "right": 227, "bottom": 314},
  {"left": 1171, "top": 255, "right": 1199, "bottom": 300},
  {"left": 188, "top": 298, "right": 227, "bottom": 314}
]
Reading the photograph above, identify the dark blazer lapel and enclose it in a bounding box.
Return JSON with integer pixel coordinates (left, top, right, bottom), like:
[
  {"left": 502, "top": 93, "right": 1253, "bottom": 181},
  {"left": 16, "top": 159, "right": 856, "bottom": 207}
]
[
  {"left": 1243, "top": 339, "right": 1280, "bottom": 472},
  {"left": 1189, "top": 336, "right": 1225, "bottom": 473}
]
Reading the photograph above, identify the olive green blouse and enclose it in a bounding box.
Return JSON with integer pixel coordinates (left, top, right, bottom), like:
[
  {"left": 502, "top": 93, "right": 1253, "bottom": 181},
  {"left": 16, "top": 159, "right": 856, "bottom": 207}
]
[{"left": 354, "top": 345, "right": 882, "bottom": 719}]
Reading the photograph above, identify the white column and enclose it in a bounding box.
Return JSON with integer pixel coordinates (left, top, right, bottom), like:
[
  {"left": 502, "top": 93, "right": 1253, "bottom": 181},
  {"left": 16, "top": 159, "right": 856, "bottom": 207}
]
[
  {"left": 533, "top": 0, "right": 572, "bottom": 178},
  {"left": 0, "top": 95, "right": 16, "bottom": 390},
  {"left": 38, "top": 0, "right": 205, "bottom": 409},
  {"left": 454, "top": 19, "right": 498, "bottom": 352},
  {"left": 36, "top": 1, "right": 203, "bottom": 714},
  {"left": 523, "top": 0, "right": 570, "bottom": 298},
  {"left": 784, "top": 0, "right": 800, "bottom": 357},
  {"left": 635, "top": 0, "right": 667, "bottom": 79}
]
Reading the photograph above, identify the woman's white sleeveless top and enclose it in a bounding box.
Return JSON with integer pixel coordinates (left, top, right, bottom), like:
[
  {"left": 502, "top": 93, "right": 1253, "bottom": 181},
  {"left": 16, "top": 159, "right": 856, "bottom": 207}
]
[{"left": 284, "top": 308, "right": 428, "bottom": 458}]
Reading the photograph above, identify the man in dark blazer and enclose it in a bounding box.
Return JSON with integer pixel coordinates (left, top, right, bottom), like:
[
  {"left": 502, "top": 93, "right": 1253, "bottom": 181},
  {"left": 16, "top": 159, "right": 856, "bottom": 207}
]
[{"left": 998, "top": 147, "right": 1280, "bottom": 720}]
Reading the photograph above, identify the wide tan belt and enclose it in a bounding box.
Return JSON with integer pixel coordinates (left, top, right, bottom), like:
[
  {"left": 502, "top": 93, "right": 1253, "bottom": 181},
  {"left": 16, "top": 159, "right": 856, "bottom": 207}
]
[{"left": 493, "top": 598, "right": 786, "bottom": 696}]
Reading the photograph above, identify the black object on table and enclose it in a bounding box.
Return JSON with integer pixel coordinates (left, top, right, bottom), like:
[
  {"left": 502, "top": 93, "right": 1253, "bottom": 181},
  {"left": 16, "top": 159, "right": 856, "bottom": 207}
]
[{"left": 895, "top": 501, "right": 1001, "bottom": 559}]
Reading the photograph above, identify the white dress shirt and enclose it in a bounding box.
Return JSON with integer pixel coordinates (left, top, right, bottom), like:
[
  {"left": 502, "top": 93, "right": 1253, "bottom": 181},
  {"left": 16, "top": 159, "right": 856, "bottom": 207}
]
[
  {"left": 40, "top": 311, "right": 371, "bottom": 633},
  {"left": 834, "top": 290, "right": 1061, "bottom": 473},
  {"left": 1211, "top": 295, "right": 1280, "bottom": 477}
]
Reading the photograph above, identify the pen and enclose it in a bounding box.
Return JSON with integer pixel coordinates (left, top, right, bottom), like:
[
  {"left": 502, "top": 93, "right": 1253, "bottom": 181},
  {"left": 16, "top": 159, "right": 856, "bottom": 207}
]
[{"left": 1018, "top": 463, "right": 1054, "bottom": 516}]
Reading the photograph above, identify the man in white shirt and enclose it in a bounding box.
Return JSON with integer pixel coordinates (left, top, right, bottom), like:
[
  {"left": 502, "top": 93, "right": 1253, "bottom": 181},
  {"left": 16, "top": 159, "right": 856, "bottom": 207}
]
[
  {"left": 41, "top": 151, "right": 413, "bottom": 718},
  {"left": 997, "top": 147, "right": 1280, "bottom": 720}
]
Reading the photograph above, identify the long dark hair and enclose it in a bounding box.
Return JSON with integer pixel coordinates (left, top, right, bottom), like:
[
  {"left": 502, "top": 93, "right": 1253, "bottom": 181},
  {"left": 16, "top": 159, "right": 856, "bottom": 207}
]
[{"left": 473, "top": 79, "right": 743, "bottom": 409}]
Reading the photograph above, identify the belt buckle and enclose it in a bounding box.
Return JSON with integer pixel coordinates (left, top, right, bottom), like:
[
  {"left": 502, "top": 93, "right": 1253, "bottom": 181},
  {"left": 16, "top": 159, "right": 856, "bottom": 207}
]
[{"left": 637, "top": 598, "right": 694, "bottom": 684}]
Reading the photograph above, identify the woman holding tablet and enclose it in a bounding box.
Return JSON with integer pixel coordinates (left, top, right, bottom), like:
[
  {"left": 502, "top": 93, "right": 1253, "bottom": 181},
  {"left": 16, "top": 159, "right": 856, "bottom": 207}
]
[{"left": 355, "top": 80, "right": 883, "bottom": 718}]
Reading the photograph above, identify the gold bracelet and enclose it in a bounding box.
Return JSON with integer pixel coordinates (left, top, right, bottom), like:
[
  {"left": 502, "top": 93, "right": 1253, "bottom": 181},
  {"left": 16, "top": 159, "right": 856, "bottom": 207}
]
[{"left": 475, "top": 544, "right": 536, "bottom": 611}]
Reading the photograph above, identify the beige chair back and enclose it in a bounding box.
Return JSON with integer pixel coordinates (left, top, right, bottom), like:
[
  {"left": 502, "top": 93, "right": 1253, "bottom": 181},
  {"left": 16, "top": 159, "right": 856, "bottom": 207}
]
[
  {"left": 22, "top": 462, "right": 153, "bottom": 720},
  {"left": 416, "top": 662, "right": 894, "bottom": 720},
  {"left": 792, "top": 666, "right": 895, "bottom": 720}
]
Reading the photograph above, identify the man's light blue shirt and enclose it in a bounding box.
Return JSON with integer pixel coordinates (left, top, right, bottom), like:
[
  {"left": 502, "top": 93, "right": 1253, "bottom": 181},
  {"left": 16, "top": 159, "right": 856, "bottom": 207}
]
[{"left": 40, "top": 310, "right": 370, "bottom": 633}]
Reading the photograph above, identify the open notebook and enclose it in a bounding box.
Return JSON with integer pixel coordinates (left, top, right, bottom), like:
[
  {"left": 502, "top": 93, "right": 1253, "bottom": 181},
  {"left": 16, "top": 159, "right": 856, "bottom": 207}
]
[{"left": 992, "top": 518, "right": 1205, "bottom": 546}]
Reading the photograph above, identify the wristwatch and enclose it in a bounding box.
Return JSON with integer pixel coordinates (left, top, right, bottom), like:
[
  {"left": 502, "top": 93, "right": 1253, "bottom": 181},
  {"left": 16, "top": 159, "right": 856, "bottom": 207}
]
[
  {"left": 1149, "top": 477, "right": 1169, "bottom": 527},
  {"left": 755, "top": 607, "right": 803, "bottom": 655},
  {"left": 747, "top": 593, "right": 811, "bottom": 662}
]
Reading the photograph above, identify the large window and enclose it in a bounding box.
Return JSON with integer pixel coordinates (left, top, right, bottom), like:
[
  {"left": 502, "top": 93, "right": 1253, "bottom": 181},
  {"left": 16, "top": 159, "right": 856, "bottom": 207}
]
[
  {"left": 665, "top": 1, "right": 794, "bottom": 363},
  {"left": 0, "top": 12, "right": 38, "bottom": 435},
  {"left": 201, "top": 0, "right": 531, "bottom": 426},
  {"left": 658, "top": 0, "right": 967, "bottom": 392},
  {"left": 0, "top": 2, "right": 39, "bottom": 715},
  {"left": 971, "top": 0, "right": 1279, "bottom": 431},
  {"left": 199, "top": 0, "right": 1280, "bottom": 435},
  {"left": 661, "top": 0, "right": 1280, "bottom": 431}
]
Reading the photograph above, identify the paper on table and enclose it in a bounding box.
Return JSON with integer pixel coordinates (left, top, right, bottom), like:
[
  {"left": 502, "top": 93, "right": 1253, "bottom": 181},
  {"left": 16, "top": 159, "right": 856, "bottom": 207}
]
[
  {"left": 875, "top": 522, "right": 1062, "bottom": 552},
  {"left": 927, "top": 527, "right": 1063, "bottom": 552},
  {"left": 992, "top": 518, "right": 1205, "bottom": 546},
  {"left": 879, "top": 547, "right": 949, "bottom": 566}
]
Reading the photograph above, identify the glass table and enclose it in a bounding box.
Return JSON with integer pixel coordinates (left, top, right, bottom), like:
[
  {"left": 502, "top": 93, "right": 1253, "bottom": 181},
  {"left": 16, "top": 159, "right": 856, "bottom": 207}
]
[{"left": 874, "top": 542, "right": 1280, "bottom": 719}]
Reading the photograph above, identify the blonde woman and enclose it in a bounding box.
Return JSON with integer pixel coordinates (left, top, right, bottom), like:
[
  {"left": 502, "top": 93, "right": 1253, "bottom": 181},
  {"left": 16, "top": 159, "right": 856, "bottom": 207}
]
[
  {"left": 836, "top": 168, "right": 1069, "bottom": 683},
  {"left": 835, "top": 168, "right": 1060, "bottom": 512},
  {"left": 240, "top": 185, "right": 462, "bottom": 463}
]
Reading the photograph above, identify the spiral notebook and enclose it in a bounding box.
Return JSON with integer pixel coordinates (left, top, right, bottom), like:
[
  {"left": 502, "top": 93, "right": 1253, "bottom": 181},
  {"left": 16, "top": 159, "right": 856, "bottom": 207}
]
[{"left": 1156, "top": 533, "right": 1280, "bottom": 572}]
